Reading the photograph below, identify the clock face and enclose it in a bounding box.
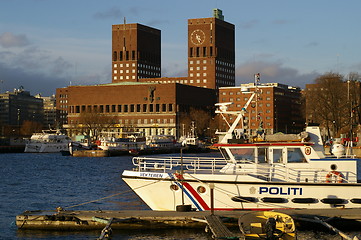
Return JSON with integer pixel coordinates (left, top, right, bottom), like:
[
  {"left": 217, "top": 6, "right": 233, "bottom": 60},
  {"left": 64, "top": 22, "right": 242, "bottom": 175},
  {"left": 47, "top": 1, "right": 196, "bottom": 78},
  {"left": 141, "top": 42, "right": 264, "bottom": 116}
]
[{"left": 191, "top": 29, "right": 205, "bottom": 45}]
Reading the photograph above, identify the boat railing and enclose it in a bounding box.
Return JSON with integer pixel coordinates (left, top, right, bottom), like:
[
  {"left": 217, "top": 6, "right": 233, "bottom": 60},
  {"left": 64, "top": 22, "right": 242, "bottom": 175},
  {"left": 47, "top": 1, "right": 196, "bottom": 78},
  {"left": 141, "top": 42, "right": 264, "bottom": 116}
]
[
  {"left": 132, "top": 156, "right": 226, "bottom": 174},
  {"left": 132, "top": 156, "right": 358, "bottom": 182},
  {"left": 260, "top": 164, "right": 357, "bottom": 183}
]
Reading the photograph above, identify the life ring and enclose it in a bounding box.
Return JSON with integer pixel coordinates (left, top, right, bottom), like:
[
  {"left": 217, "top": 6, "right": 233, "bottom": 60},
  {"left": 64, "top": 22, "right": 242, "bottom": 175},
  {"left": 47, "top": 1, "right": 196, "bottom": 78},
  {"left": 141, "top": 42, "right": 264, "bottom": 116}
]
[{"left": 325, "top": 171, "right": 344, "bottom": 183}]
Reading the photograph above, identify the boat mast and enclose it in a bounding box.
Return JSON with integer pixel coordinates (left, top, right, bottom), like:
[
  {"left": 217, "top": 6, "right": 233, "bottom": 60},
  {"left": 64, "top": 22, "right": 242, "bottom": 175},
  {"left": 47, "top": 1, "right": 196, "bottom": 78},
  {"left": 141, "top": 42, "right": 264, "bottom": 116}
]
[{"left": 215, "top": 75, "right": 259, "bottom": 144}]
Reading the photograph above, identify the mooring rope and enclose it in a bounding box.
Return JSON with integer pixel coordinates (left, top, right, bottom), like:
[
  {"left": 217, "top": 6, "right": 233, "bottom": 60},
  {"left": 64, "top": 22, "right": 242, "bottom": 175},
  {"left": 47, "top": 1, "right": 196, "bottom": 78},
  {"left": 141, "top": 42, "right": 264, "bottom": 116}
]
[{"left": 63, "top": 179, "right": 162, "bottom": 210}]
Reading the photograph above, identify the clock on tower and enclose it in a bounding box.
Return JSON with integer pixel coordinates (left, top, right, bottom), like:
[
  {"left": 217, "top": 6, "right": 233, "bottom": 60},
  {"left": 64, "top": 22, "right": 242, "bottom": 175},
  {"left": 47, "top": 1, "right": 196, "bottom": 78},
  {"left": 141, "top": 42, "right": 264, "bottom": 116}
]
[{"left": 190, "top": 29, "right": 205, "bottom": 45}]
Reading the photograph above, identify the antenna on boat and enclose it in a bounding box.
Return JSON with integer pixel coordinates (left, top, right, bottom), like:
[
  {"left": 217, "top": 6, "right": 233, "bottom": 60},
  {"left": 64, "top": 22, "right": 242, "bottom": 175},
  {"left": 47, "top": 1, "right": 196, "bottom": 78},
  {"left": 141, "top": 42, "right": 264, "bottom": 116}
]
[{"left": 254, "top": 73, "right": 264, "bottom": 137}]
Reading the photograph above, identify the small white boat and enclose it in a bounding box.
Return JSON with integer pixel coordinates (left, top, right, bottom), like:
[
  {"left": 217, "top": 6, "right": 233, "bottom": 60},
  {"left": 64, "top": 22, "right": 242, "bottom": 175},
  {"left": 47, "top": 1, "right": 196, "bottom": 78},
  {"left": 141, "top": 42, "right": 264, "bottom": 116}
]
[
  {"left": 24, "top": 130, "right": 71, "bottom": 153},
  {"left": 145, "top": 135, "right": 180, "bottom": 152},
  {"left": 98, "top": 132, "right": 147, "bottom": 154},
  {"left": 122, "top": 82, "right": 361, "bottom": 211},
  {"left": 179, "top": 121, "right": 206, "bottom": 150},
  {"left": 98, "top": 137, "right": 146, "bottom": 152}
]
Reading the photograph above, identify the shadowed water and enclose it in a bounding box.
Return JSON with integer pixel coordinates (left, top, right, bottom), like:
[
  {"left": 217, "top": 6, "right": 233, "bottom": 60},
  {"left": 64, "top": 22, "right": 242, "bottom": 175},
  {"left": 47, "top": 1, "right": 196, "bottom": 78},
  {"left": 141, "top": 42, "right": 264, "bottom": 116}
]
[{"left": 1, "top": 153, "right": 360, "bottom": 239}]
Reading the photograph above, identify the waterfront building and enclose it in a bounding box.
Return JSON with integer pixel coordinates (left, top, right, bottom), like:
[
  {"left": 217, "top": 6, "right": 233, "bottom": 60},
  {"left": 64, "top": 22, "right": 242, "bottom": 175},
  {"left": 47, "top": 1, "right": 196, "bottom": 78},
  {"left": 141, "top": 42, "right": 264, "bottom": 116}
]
[
  {"left": 218, "top": 82, "right": 304, "bottom": 135},
  {"left": 112, "top": 23, "right": 161, "bottom": 83},
  {"left": 56, "top": 9, "right": 303, "bottom": 138},
  {"left": 57, "top": 82, "right": 216, "bottom": 138},
  {"left": 35, "top": 94, "right": 57, "bottom": 129},
  {"left": 0, "top": 88, "right": 43, "bottom": 136},
  {"left": 187, "top": 8, "right": 235, "bottom": 89}
]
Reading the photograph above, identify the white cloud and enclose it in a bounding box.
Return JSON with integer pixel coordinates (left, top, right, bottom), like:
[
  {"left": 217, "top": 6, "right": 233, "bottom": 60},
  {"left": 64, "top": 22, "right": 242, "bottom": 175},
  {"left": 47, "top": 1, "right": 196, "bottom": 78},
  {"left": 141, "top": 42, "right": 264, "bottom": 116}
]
[
  {"left": 235, "top": 60, "right": 320, "bottom": 88},
  {"left": 0, "top": 32, "right": 30, "bottom": 48}
]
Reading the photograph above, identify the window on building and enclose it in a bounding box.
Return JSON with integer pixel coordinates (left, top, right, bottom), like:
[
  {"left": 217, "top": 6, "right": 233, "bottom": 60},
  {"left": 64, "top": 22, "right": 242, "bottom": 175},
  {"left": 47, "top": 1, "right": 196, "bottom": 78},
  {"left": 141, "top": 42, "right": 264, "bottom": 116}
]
[
  {"left": 203, "top": 47, "right": 207, "bottom": 57},
  {"left": 113, "top": 51, "right": 117, "bottom": 61},
  {"left": 120, "top": 51, "right": 123, "bottom": 61},
  {"left": 156, "top": 104, "right": 160, "bottom": 112},
  {"left": 126, "top": 51, "right": 129, "bottom": 60},
  {"left": 143, "top": 104, "right": 147, "bottom": 112},
  {"left": 196, "top": 47, "right": 200, "bottom": 57},
  {"left": 149, "top": 104, "right": 154, "bottom": 112},
  {"left": 132, "top": 50, "right": 135, "bottom": 60},
  {"left": 124, "top": 105, "right": 128, "bottom": 112},
  {"left": 130, "top": 104, "right": 134, "bottom": 112},
  {"left": 81, "top": 105, "right": 86, "bottom": 112},
  {"left": 137, "top": 104, "right": 141, "bottom": 112},
  {"left": 112, "top": 105, "right": 116, "bottom": 112},
  {"left": 168, "top": 104, "right": 173, "bottom": 112},
  {"left": 162, "top": 104, "right": 166, "bottom": 112},
  {"left": 99, "top": 105, "right": 104, "bottom": 113},
  {"left": 105, "top": 105, "right": 110, "bottom": 112},
  {"left": 118, "top": 105, "right": 122, "bottom": 112},
  {"left": 190, "top": 47, "right": 193, "bottom": 57},
  {"left": 210, "top": 47, "right": 213, "bottom": 56}
]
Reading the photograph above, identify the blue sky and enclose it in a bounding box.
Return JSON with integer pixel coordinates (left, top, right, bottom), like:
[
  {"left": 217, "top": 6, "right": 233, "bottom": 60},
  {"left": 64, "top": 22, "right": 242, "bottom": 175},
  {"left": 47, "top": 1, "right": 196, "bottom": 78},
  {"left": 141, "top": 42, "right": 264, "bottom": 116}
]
[{"left": 1, "top": 0, "right": 361, "bottom": 96}]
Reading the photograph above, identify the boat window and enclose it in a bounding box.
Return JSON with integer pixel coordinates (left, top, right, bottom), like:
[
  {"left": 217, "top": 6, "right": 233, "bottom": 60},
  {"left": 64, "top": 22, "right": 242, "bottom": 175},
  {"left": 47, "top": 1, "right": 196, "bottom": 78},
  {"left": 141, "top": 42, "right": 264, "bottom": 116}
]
[
  {"left": 229, "top": 148, "right": 255, "bottom": 163},
  {"left": 258, "top": 148, "right": 267, "bottom": 163},
  {"left": 219, "top": 148, "right": 230, "bottom": 160},
  {"left": 287, "top": 148, "right": 307, "bottom": 163},
  {"left": 273, "top": 149, "right": 283, "bottom": 163}
]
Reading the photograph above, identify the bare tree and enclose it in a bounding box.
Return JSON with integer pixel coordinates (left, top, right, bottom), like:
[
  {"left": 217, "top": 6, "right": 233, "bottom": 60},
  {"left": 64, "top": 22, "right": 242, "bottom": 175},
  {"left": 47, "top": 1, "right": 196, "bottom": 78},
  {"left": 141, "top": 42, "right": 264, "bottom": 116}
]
[
  {"left": 306, "top": 72, "right": 358, "bottom": 137},
  {"left": 77, "top": 111, "right": 117, "bottom": 139},
  {"left": 179, "top": 107, "right": 217, "bottom": 138}
]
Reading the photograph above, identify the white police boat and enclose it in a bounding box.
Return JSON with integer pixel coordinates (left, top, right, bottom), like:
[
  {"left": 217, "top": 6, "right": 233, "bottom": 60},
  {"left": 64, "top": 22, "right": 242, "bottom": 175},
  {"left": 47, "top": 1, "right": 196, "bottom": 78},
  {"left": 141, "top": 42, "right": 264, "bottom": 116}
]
[{"left": 122, "top": 91, "right": 361, "bottom": 211}]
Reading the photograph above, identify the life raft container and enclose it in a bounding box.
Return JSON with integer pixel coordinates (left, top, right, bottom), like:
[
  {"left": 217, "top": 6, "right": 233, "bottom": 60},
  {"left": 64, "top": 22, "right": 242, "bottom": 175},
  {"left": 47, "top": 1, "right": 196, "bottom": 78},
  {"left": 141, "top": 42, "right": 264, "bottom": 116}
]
[{"left": 325, "top": 170, "right": 345, "bottom": 183}]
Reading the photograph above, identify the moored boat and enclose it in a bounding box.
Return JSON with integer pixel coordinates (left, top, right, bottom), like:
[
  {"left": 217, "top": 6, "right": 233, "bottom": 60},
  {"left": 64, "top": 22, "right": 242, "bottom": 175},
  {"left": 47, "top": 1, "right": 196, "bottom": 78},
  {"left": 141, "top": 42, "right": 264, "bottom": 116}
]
[
  {"left": 97, "top": 132, "right": 147, "bottom": 155},
  {"left": 122, "top": 82, "right": 361, "bottom": 211},
  {"left": 24, "top": 130, "right": 71, "bottom": 153}
]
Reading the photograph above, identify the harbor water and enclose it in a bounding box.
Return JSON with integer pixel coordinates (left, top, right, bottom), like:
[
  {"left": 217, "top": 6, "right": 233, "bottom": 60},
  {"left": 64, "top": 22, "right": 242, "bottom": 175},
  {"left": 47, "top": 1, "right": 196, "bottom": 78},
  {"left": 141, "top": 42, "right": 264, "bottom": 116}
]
[{"left": 0, "top": 153, "right": 360, "bottom": 239}]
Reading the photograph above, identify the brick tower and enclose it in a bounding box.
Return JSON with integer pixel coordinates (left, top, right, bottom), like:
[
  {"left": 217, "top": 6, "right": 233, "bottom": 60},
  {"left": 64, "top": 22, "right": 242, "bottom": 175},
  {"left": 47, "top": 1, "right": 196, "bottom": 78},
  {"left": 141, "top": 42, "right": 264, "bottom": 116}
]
[
  {"left": 112, "top": 22, "right": 161, "bottom": 83},
  {"left": 188, "top": 9, "right": 235, "bottom": 89}
]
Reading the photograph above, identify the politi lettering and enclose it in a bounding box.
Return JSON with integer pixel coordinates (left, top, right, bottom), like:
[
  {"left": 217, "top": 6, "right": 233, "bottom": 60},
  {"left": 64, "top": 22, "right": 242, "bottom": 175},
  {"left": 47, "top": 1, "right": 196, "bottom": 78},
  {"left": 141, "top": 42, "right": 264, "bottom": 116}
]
[{"left": 259, "top": 187, "right": 303, "bottom": 195}]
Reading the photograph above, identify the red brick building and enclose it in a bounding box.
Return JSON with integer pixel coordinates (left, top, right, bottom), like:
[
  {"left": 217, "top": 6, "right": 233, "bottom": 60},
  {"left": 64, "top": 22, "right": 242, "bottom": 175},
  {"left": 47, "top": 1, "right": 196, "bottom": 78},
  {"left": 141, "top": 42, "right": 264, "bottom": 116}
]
[
  {"left": 187, "top": 9, "right": 235, "bottom": 89},
  {"left": 218, "top": 82, "right": 303, "bottom": 135},
  {"left": 56, "top": 9, "right": 230, "bottom": 138},
  {"left": 56, "top": 9, "right": 304, "bottom": 138},
  {"left": 112, "top": 23, "right": 161, "bottom": 83},
  {"left": 57, "top": 82, "right": 216, "bottom": 137}
]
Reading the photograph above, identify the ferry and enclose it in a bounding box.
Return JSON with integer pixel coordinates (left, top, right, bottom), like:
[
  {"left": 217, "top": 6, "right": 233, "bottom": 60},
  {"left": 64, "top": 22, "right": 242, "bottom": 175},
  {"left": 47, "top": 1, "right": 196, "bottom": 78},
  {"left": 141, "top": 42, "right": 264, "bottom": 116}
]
[
  {"left": 122, "top": 84, "right": 361, "bottom": 211},
  {"left": 24, "top": 130, "right": 71, "bottom": 153}
]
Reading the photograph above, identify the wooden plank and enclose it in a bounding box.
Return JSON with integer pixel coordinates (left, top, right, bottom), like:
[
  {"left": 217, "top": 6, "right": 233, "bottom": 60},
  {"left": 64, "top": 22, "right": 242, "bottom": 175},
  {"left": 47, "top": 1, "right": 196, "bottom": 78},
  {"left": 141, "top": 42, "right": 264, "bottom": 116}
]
[{"left": 204, "top": 215, "right": 239, "bottom": 239}]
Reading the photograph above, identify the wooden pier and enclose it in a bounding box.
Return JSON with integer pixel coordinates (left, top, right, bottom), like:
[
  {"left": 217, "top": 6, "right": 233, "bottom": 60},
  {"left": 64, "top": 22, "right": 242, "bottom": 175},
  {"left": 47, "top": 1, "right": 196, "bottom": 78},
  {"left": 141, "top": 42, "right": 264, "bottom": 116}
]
[
  {"left": 16, "top": 208, "right": 361, "bottom": 231},
  {"left": 204, "top": 215, "right": 240, "bottom": 239}
]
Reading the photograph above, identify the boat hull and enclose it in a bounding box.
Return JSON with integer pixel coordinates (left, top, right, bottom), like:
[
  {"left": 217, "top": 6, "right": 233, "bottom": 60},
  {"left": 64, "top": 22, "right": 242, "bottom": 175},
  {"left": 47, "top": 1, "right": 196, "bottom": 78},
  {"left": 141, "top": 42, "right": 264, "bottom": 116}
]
[
  {"left": 24, "top": 143, "right": 69, "bottom": 153},
  {"left": 122, "top": 170, "right": 361, "bottom": 211}
]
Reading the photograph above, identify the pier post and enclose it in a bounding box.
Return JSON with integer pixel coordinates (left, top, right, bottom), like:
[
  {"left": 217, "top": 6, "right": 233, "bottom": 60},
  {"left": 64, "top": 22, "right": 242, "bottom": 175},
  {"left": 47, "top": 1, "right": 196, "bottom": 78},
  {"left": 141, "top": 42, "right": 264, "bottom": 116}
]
[{"left": 210, "top": 183, "right": 215, "bottom": 215}]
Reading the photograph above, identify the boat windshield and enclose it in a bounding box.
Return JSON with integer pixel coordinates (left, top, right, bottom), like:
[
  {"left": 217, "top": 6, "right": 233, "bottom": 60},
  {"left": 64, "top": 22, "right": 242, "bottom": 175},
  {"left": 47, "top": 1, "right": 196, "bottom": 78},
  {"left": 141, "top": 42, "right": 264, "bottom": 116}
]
[
  {"left": 258, "top": 148, "right": 267, "bottom": 163},
  {"left": 229, "top": 148, "right": 255, "bottom": 163},
  {"left": 287, "top": 148, "right": 307, "bottom": 163},
  {"left": 219, "top": 148, "right": 230, "bottom": 160}
]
